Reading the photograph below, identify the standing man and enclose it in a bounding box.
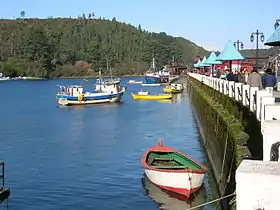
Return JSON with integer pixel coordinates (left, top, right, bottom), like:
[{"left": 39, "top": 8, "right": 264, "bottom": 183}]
[{"left": 262, "top": 68, "right": 276, "bottom": 92}]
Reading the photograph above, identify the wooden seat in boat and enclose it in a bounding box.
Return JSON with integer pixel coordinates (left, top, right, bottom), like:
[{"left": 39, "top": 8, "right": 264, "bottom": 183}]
[{"left": 151, "top": 165, "right": 188, "bottom": 169}]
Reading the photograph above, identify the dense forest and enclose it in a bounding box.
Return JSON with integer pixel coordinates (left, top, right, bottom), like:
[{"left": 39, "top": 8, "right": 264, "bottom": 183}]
[{"left": 0, "top": 13, "right": 208, "bottom": 78}]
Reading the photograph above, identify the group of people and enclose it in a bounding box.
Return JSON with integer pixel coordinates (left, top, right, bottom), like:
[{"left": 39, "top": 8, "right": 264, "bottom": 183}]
[{"left": 216, "top": 68, "right": 277, "bottom": 91}]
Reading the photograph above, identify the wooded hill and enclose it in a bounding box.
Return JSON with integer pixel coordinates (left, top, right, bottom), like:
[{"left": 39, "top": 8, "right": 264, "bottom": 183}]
[{"left": 0, "top": 16, "right": 208, "bottom": 78}]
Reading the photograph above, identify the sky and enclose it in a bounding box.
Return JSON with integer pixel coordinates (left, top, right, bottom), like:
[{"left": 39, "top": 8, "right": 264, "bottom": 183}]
[{"left": 1, "top": 0, "right": 280, "bottom": 51}]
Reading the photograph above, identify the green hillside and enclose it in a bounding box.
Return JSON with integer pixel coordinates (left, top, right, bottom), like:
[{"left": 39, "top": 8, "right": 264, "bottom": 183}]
[{"left": 0, "top": 16, "right": 208, "bottom": 78}]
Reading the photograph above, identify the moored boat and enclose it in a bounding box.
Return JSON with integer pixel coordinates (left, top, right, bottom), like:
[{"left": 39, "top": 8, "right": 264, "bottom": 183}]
[
  {"left": 163, "top": 83, "right": 184, "bottom": 94},
  {"left": 56, "top": 77, "right": 125, "bottom": 106},
  {"left": 141, "top": 140, "right": 207, "bottom": 197},
  {"left": 131, "top": 92, "right": 172, "bottom": 100},
  {"left": 128, "top": 80, "right": 142, "bottom": 84},
  {"left": 141, "top": 83, "right": 161, "bottom": 87}
]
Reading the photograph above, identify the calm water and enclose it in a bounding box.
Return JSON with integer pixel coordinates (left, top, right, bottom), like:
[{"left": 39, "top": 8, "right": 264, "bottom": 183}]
[{"left": 0, "top": 76, "right": 219, "bottom": 210}]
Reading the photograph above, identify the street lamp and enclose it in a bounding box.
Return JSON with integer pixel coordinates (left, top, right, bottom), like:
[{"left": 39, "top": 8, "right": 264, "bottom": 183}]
[
  {"left": 234, "top": 40, "right": 244, "bottom": 50},
  {"left": 250, "top": 30, "right": 265, "bottom": 69},
  {"left": 234, "top": 40, "right": 244, "bottom": 70},
  {"left": 274, "top": 19, "right": 280, "bottom": 30}
]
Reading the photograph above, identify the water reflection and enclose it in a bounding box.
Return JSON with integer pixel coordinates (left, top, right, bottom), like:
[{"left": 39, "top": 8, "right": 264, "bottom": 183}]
[{"left": 142, "top": 175, "right": 207, "bottom": 210}]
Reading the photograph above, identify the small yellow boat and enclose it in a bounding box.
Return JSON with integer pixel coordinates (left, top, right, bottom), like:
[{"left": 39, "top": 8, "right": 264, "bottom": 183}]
[
  {"left": 131, "top": 91, "right": 173, "bottom": 100},
  {"left": 163, "top": 83, "right": 184, "bottom": 94},
  {"left": 163, "top": 87, "right": 183, "bottom": 94}
]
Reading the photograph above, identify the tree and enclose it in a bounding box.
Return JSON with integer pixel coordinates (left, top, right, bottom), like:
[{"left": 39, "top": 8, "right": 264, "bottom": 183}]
[{"left": 20, "top": 10, "right": 25, "bottom": 19}]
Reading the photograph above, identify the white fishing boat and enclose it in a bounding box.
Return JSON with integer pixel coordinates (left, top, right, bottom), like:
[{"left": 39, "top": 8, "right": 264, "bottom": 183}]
[
  {"left": 128, "top": 80, "right": 142, "bottom": 84},
  {"left": 0, "top": 73, "right": 10, "bottom": 81},
  {"left": 141, "top": 140, "right": 207, "bottom": 198},
  {"left": 56, "top": 77, "right": 125, "bottom": 106},
  {"left": 141, "top": 83, "right": 161, "bottom": 87}
]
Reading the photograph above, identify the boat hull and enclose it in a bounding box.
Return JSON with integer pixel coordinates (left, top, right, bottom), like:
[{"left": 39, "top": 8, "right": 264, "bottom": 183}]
[
  {"left": 145, "top": 76, "right": 161, "bottom": 84},
  {"left": 141, "top": 140, "right": 207, "bottom": 198},
  {"left": 144, "top": 169, "right": 204, "bottom": 197},
  {"left": 57, "top": 92, "right": 124, "bottom": 106},
  {"left": 131, "top": 93, "right": 172, "bottom": 100}
]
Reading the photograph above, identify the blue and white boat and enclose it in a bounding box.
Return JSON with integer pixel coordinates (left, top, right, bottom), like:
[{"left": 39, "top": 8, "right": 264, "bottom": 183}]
[
  {"left": 56, "top": 77, "right": 125, "bottom": 106},
  {"left": 145, "top": 58, "right": 170, "bottom": 84},
  {"left": 145, "top": 57, "right": 161, "bottom": 84}
]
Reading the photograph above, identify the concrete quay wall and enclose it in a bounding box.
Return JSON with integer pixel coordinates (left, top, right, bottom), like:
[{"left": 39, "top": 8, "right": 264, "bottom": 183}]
[{"left": 187, "top": 73, "right": 280, "bottom": 210}]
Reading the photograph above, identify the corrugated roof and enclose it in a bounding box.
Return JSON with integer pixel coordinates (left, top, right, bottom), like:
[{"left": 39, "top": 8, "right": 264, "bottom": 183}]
[{"left": 265, "top": 27, "right": 280, "bottom": 46}]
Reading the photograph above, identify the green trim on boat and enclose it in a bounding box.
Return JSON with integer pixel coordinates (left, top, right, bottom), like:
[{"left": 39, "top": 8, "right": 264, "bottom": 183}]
[{"left": 147, "top": 152, "right": 202, "bottom": 170}]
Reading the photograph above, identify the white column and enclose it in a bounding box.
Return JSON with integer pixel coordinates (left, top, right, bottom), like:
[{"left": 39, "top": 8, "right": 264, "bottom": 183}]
[
  {"left": 249, "top": 87, "right": 259, "bottom": 111},
  {"left": 264, "top": 104, "right": 280, "bottom": 120},
  {"left": 220, "top": 80, "right": 224, "bottom": 93},
  {"left": 256, "top": 90, "right": 273, "bottom": 120},
  {"left": 260, "top": 96, "right": 275, "bottom": 122},
  {"left": 223, "top": 80, "right": 229, "bottom": 95},
  {"left": 242, "top": 85, "right": 250, "bottom": 107},
  {"left": 261, "top": 120, "right": 280, "bottom": 161},
  {"left": 228, "top": 81, "right": 235, "bottom": 98},
  {"left": 234, "top": 83, "right": 242, "bottom": 101},
  {"left": 236, "top": 160, "right": 280, "bottom": 210}
]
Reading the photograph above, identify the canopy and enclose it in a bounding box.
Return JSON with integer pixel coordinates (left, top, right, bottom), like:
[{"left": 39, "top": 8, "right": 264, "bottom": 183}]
[
  {"left": 216, "top": 40, "right": 245, "bottom": 61},
  {"left": 265, "top": 27, "right": 280, "bottom": 46},
  {"left": 199, "top": 56, "right": 211, "bottom": 67},
  {"left": 194, "top": 60, "right": 201, "bottom": 68},
  {"left": 205, "top": 51, "right": 222, "bottom": 65}
]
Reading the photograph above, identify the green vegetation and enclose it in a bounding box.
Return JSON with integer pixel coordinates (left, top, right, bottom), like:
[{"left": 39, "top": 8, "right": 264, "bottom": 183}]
[
  {"left": 240, "top": 47, "right": 280, "bottom": 58},
  {"left": 0, "top": 14, "right": 208, "bottom": 78}
]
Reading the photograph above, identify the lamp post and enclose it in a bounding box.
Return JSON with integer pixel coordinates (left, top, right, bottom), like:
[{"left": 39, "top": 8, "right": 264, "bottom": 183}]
[
  {"left": 234, "top": 40, "right": 244, "bottom": 51},
  {"left": 250, "top": 30, "right": 265, "bottom": 70},
  {"left": 234, "top": 40, "right": 244, "bottom": 70},
  {"left": 274, "top": 19, "right": 280, "bottom": 30}
]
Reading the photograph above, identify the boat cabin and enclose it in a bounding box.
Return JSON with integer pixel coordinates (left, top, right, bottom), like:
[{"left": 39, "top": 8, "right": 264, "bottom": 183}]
[
  {"left": 59, "top": 85, "right": 84, "bottom": 96},
  {"left": 95, "top": 79, "right": 122, "bottom": 93}
]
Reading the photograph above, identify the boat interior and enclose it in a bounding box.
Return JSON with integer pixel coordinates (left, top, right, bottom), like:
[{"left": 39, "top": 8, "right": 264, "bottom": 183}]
[{"left": 146, "top": 152, "right": 202, "bottom": 170}]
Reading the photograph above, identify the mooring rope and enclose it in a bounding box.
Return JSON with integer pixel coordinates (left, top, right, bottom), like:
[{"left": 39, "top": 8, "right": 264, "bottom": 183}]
[{"left": 186, "top": 192, "right": 236, "bottom": 210}]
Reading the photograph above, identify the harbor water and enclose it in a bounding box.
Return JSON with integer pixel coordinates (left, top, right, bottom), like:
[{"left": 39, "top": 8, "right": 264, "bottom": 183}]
[{"left": 0, "top": 76, "right": 220, "bottom": 210}]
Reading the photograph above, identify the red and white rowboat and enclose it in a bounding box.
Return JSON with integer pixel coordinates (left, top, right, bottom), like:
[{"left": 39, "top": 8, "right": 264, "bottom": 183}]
[{"left": 141, "top": 139, "right": 208, "bottom": 197}]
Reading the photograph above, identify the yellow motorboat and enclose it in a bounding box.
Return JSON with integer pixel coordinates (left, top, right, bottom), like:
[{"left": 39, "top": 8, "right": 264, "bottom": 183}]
[
  {"left": 163, "top": 83, "right": 184, "bottom": 94},
  {"left": 131, "top": 91, "right": 173, "bottom": 100}
]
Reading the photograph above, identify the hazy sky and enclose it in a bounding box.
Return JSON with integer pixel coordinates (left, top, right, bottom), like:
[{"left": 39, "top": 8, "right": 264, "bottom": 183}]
[{"left": 1, "top": 0, "right": 280, "bottom": 50}]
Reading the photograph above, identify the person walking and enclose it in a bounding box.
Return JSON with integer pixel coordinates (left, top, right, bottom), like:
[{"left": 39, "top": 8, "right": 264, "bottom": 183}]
[
  {"left": 237, "top": 69, "right": 245, "bottom": 83},
  {"left": 247, "top": 68, "right": 263, "bottom": 89},
  {"left": 225, "top": 69, "right": 238, "bottom": 82},
  {"left": 262, "top": 68, "right": 276, "bottom": 93}
]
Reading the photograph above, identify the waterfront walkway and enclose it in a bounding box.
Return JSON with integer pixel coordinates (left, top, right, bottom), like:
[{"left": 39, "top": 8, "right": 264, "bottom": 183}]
[{"left": 188, "top": 73, "right": 280, "bottom": 210}]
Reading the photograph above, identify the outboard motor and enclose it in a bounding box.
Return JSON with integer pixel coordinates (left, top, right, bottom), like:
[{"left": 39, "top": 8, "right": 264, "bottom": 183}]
[{"left": 270, "top": 142, "right": 280, "bottom": 161}]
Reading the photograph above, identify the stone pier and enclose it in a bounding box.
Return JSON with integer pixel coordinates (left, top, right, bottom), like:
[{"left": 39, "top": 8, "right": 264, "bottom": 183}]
[{"left": 188, "top": 73, "right": 280, "bottom": 210}]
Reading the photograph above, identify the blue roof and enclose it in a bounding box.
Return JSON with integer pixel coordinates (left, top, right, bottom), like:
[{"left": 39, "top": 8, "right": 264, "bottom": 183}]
[
  {"left": 216, "top": 40, "right": 245, "bottom": 61},
  {"left": 205, "top": 51, "right": 222, "bottom": 65},
  {"left": 199, "top": 56, "right": 211, "bottom": 67},
  {"left": 265, "top": 27, "right": 280, "bottom": 46}
]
